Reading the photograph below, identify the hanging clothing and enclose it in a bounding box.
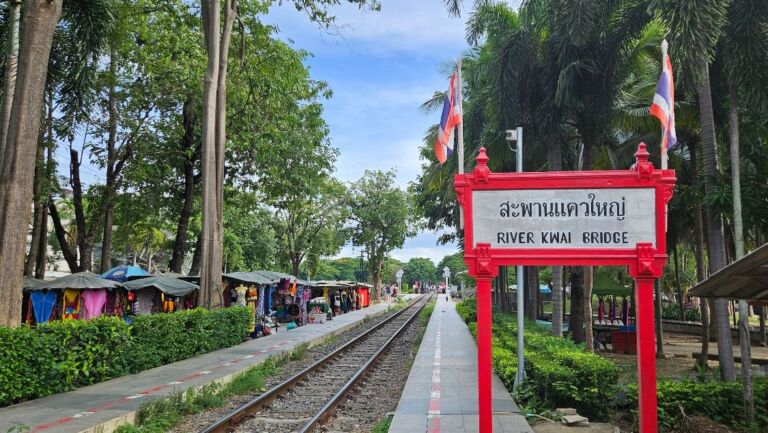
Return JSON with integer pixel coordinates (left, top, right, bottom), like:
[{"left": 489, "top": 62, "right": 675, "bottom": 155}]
[
  {"left": 257, "top": 287, "right": 265, "bottom": 318},
  {"left": 82, "top": 289, "right": 107, "bottom": 320},
  {"left": 31, "top": 291, "right": 57, "bottom": 324},
  {"left": 236, "top": 285, "right": 247, "bottom": 306},
  {"left": 62, "top": 289, "right": 82, "bottom": 320}
]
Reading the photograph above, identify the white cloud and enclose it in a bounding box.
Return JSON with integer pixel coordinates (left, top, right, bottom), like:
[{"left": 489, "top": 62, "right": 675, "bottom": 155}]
[{"left": 267, "top": 0, "right": 468, "bottom": 56}]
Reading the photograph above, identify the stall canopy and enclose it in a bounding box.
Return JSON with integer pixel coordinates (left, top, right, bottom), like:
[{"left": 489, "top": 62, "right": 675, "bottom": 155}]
[
  {"left": 23, "top": 277, "right": 45, "bottom": 290},
  {"left": 102, "top": 265, "right": 149, "bottom": 282},
  {"left": 308, "top": 280, "right": 357, "bottom": 288},
  {"left": 689, "top": 243, "right": 768, "bottom": 301},
  {"left": 224, "top": 271, "right": 273, "bottom": 285},
  {"left": 254, "top": 270, "right": 307, "bottom": 285},
  {"left": 121, "top": 276, "right": 199, "bottom": 297},
  {"left": 37, "top": 272, "right": 120, "bottom": 290}
]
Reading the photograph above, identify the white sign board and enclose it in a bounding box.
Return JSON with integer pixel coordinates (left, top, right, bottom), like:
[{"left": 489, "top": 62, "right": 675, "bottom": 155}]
[{"left": 472, "top": 188, "right": 656, "bottom": 249}]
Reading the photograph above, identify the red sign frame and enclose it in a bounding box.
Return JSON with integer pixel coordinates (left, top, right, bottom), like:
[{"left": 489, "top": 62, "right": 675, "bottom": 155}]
[{"left": 455, "top": 143, "right": 675, "bottom": 433}]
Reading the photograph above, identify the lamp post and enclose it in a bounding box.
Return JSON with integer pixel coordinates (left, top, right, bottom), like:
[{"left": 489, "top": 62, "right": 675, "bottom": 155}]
[
  {"left": 443, "top": 266, "right": 451, "bottom": 294},
  {"left": 396, "top": 269, "right": 404, "bottom": 293},
  {"left": 506, "top": 127, "right": 526, "bottom": 390}
]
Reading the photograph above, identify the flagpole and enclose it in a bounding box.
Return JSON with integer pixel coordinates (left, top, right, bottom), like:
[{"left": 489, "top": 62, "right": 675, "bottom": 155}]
[
  {"left": 457, "top": 60, "right": 465, "bottom": 229},
  {"left": 661, "top": 39, "right": 669, "bottom": 170}
]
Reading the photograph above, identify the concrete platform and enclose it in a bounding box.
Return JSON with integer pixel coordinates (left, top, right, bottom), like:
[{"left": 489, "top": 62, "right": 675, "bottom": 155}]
[
  {"left": 0, "top": 300, "right": 397, "bottom": 433},
  {"left": 390, "top": 296, "right": 533, "bottom": 433}
]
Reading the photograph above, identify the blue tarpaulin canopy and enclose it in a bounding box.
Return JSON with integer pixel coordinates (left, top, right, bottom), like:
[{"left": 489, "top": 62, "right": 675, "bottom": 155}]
[{"left": 102, "top": 265, "right": 149, "bottom": 282}]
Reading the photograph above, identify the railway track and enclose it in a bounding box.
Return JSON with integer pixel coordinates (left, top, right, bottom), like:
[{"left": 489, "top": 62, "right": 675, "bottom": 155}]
[{"left": 199, "top": 294, "right": 433, "bottom": 433}]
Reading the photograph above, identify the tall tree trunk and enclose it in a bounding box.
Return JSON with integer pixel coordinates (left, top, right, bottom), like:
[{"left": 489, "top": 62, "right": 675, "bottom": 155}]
[
  {"left": 35, "top": 92, "right": 54, "bottom": 279},
  {"left": 199, "top": 0, "right": 235, "bottom": 308},
  {"left": 48, "top": 198, "right": 80, "bottom": 273},
  {"left": 100, "top": 47, "right": 118, "bottom": 273},
  {"left": 69, "top": 148, "right": 96, "bottom": 271},
  {"left": 0, "top": 0, "right": 63, "bottom": 327},
  {"left": 25, "top": 132, "right": 46, "bottom": 276},
  {"left": 728, "top": 85, "right": 753, "bottom": 422},
  {"left": 569, "top": 267, "right": 585, "bottom": 342},
  {"left": 549, "top": 137, "right": 563, "bottom": 333},
  {"left": 655, "top": 279, "right": 665, "bottom": 356},
  {"left": 690, "top": 141, "right": 711, "bottom": 365},
  {"left": 525, "top": 266, "right": 537, "bottom": 321},
  {"left": 189, "top": 235, "right": 202, "bottom": 276},
  {"left": 699, "top": 64, "right": 736, "bottom": 381},
  {"left": 674, "top": 245, "right": 684, "bottom": 319},
  {"left": 199, "top": 0, "right": 222, "bottom": 308},
  {"left": 0, "top": 0, "right": 21, "bottom": 166},
  {"left": 170, "top": 97, "right": 197, "bottom": 273},
  {"left": 583, "top": 266, "right": 594, "bottom": 351}
]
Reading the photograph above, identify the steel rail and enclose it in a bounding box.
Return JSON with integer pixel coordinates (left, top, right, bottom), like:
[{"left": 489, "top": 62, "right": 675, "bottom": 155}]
[
  {"left": 297, "top": 294, "right": 431, "bottom": 433},
  {"left": 198, "top": 294, "right": 431, "bottom": 433}
]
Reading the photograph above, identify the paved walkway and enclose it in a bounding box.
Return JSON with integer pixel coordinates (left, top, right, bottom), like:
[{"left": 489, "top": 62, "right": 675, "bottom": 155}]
[
  {"left": 390, "top": 296, "right": 533, "bottom": 433},
  {"left": 0, "top": 301, "right": 395, "bottom": 433}
]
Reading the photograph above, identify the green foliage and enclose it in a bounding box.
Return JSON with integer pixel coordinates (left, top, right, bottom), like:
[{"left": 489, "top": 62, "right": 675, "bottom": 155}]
[
  {"left": 419, "top": 300, "right": 436, "bottom": 327},
  {"left": 403, "top": 257, "right": 438, "bottom": 286},
  {"left": 661, "top": 303, "right": 701, "bottom": 322},
  {"left": 455, "top": 300, "right": 619, "bottom": 420},
  {"left": 128, "top": 308, "right": 251, "bottom": 372},
  {"left": 0, "top": 308, "right": 250, "bottom": 407},
  {"left": 0, "top": 317, "right": 130, "bottom": 406},
  {"left": 626, "top": 379, "right": 768, "bottom": 432}
]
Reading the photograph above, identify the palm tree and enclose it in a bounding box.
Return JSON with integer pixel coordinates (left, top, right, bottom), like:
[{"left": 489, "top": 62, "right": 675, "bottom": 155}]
[
  {"left": 719, "top": 0, "right": 768, "bottom": 419},
  {"left": 651, "top": 0, "right": 737, "bottom": 381}
]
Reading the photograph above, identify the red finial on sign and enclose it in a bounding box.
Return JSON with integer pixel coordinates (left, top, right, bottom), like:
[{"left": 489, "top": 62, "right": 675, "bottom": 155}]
[
  {"left": 474, "top": 147, "right": 491, "bottom": 183},
  {"left": 634, "top": 142, "right": 653, "bottom": 179}
]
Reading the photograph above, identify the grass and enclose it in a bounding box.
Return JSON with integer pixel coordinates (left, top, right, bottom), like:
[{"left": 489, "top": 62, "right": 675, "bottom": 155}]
[
  {"left": 419, "top": 300, "right": 436, "bottom": 327},
  {"left": 114, "top": 349, "right": 293, "bottom": 433},
  {"left": 371, "top": 414, "right": 393, "bottom": 433}
]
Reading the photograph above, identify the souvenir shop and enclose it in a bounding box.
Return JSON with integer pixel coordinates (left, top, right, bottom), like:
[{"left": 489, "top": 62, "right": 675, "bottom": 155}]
[
  {"left": 307, "top": 281, "right": 371, "bottom": 317},
  {"left": 23, "top": 272, "right": 123, "bottom": 325},
  {"left": 22, "top": 271, "right": 200, "bottom": 325},
  {"left": 122, "top": 275, "right": 199, "bottom": 314},
  {"left": 223, "top": 271, "right": 312, "bottom": 335}
]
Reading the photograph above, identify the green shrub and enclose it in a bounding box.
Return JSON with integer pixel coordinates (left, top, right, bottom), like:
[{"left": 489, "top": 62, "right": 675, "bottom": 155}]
[
  {"left": 129, "top": 307, "right": 251, "bottom": 372},
  {"left": 661, "top": 303, "right": 701, "bottom": 322},
  {"left": 0, "top": 307, "right": 251, "bottom": 407},
  {"left": 626, "top": 378, "right": 768, "bottom": 432},
  {"left": 454, "top": 299, "right": 619, "bottom": 420}
]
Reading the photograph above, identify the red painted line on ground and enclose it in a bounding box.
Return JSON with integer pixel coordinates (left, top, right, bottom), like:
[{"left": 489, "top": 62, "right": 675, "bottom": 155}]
[{"left": 31, "top": 417, "right": 74, "bottom": 432}]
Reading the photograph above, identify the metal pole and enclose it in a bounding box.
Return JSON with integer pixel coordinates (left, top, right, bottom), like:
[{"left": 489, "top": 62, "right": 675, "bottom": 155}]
[
  {"left": 457, "top": 60, "right": 465, "bottom": 230},
  {"left": 515, "top": 126, "right": 526, "bottom": 389}
]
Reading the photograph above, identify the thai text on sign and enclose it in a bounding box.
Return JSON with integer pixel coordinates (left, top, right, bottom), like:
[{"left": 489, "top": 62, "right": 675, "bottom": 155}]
[{"left": 471, "top": 188, "right": 656, "bottom": 249}]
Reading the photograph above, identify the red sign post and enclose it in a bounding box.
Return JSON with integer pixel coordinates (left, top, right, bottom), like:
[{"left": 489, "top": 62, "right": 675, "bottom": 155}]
[{"left": 455, "top": 143, "right": 675, "bottom": 433}]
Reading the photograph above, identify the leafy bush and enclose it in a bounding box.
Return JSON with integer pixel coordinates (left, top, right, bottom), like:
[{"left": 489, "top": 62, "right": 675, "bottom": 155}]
[
  {"left": 129, "top": 307, "right": 251, "bottom": 372},
  {"left": 0, "top": 307, "right": 251, "bottom": 407},
  {"left": 626, "top": 378, "right": 768, "bottom": 432},
  {"left": 661, "top": 303, "right": 701, "bottom": 322},
  {"left": 455, "top": 300, "right": 619, "bottom": 420}
]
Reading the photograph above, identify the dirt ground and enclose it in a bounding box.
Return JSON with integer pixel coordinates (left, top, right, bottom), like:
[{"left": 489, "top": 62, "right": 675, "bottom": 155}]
[{"left": 600, "top": 331, "right": 768, "bottom": 384}]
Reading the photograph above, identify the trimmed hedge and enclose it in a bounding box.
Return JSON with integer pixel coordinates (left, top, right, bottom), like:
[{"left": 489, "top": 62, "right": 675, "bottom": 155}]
[
  {"left": 456, "top": 299, "right": 620, "bottom": 420},
  {"left": 626, "top": 378, "right": 768, "bottom": 431},
  {"left": 0, "top": 307, "right": 251, "bottom": 407}
]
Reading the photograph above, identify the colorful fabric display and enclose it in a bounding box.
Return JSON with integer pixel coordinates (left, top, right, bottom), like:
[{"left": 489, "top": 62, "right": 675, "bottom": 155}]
[
  {"left": 82, "top": 289, "right": 107, "bottom": 320},
  {"left": 62, "top": 289, "right": 81, "bottom": 320},
  {"left": 31, "top": 291, "right": 57, "bottom": 324}
]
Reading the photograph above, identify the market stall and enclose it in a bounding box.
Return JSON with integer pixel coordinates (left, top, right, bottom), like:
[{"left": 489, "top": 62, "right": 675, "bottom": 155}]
[
  {"left": 31, "top": 272, "right": 122, "bottom": 323},
  {"left": 121, "top": 276, "right": 199, "bottom": 314}
]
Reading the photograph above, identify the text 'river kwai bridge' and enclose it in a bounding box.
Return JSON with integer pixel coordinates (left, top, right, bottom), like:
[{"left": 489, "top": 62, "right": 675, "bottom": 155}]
[{"left": 455, "top": 143, "right": 676, "bottom": 433}]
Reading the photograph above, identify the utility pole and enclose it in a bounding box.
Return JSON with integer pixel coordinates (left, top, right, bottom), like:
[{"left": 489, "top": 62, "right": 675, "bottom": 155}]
[{"left": 506, "top": 127, "right": 525, "bottom": 389}]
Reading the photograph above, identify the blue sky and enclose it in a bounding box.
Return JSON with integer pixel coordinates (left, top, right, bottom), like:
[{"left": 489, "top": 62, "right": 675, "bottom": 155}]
[{"left": 264, "top": 0, "right": 479, "bottom": 263}]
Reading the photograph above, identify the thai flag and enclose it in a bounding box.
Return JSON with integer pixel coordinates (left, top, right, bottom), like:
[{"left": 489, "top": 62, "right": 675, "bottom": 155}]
[
  {"left": 434, "top": 72, "right": 462, "bottom": 164},
  {"left": 649, "top": 45, "right": 677, "bottom": 150}
]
